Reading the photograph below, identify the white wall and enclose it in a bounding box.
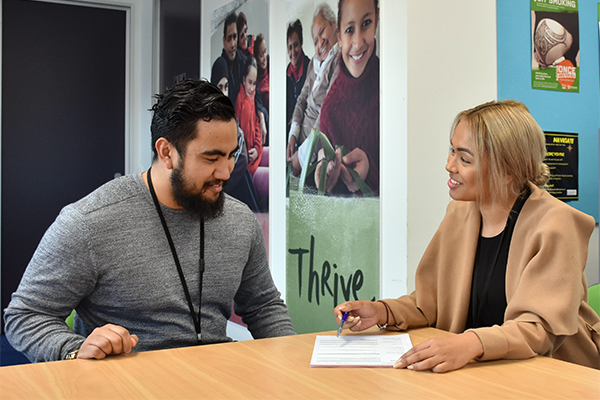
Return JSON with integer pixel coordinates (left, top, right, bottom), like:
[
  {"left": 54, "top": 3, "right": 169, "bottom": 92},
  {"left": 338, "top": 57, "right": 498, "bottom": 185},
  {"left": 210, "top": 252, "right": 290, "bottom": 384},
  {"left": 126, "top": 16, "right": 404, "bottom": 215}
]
[{"left": 406, "top": 0, "right": 498, "bottom": 292}]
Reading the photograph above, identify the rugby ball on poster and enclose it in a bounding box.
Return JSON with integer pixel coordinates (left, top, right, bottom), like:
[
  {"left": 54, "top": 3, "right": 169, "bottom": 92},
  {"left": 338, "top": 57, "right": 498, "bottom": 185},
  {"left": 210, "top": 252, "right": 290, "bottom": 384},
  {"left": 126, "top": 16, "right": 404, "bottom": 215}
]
[{"left": 534, "top": 18, "right": 573, "bottom": 67}]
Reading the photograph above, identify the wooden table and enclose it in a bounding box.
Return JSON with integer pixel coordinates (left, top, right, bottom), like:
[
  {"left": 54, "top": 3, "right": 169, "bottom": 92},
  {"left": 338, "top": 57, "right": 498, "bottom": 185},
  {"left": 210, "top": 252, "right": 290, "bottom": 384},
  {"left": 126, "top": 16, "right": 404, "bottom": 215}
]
[{"left": 1, "top": 327, "right": 598, "bottom": 399}]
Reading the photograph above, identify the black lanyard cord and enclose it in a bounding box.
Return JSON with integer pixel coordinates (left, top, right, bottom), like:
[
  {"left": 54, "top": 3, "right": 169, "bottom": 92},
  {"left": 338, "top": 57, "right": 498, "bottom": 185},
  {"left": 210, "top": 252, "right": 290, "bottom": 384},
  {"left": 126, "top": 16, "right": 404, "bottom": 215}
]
[
  {"left": 199, "top": 219, "right": 205, "bottom": 338},
  {"left": 147, "top": 167, "right": 203, "bottom": 344}
]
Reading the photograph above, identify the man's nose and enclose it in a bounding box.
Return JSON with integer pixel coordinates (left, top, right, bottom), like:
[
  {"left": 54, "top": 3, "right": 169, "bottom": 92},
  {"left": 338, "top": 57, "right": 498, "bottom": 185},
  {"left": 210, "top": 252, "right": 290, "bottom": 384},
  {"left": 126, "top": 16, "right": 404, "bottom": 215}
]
[{"left": 215, "top": 159, "right": 232, "bottom": 181}]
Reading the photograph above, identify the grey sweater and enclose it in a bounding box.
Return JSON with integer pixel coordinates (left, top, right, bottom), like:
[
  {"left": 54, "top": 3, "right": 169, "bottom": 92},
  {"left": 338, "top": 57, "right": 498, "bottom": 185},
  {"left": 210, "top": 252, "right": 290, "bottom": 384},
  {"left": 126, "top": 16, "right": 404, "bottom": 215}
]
[{"left": 4, "top": 174, "right": 295, "bottom": 362}]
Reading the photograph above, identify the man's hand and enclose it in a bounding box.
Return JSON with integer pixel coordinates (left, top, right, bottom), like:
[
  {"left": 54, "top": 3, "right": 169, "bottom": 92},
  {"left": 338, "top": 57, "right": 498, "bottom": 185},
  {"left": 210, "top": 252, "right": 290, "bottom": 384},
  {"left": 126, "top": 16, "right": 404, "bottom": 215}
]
[
  {"left": 77, "top": 324, "right": 139, "bottom": 359},
  {"left": 394, "top": 331, "right": 484, "bottom": 373}
]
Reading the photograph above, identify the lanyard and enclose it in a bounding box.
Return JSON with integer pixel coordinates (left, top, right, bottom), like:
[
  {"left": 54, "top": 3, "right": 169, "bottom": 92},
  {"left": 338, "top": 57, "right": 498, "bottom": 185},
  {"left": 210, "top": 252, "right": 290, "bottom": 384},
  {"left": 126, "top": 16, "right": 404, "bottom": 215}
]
[{"left": 147, "top": 167, "right": 204, "bottom": 344}]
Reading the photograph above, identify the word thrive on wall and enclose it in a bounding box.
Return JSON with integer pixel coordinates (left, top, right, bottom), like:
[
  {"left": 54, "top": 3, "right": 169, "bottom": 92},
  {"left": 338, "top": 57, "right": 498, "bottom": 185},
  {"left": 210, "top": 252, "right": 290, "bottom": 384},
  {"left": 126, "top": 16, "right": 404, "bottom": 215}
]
[{"left": 289, "top": 235, "right": 375, "bottom": 308}]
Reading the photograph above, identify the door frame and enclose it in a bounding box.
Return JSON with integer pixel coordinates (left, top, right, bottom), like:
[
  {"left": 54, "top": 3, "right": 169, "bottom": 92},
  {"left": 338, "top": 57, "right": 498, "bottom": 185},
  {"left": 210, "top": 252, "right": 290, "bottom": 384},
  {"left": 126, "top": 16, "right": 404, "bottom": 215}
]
[
  {"left": 10, "top": 0, "right": 158, "bottom": 174},
  {"left": 0, "top": 0, "right": 157, "bottom": 312}
]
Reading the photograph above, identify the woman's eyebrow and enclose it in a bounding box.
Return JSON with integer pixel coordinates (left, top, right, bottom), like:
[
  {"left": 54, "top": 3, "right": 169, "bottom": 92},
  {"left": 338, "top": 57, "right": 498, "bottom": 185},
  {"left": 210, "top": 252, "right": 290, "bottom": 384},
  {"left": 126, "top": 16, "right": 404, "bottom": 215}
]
[
  {"left": 456, "top": 147, "right": 474, "bottom": 156},
  {"left": 345, "top": 12, "right": 373, "bottom": 26}
]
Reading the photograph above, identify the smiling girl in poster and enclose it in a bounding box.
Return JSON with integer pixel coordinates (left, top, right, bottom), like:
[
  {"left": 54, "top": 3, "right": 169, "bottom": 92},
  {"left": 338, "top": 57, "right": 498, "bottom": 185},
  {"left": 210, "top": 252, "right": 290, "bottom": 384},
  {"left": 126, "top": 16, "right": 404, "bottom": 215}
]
[
  {"left": 315, "top": 0, "right": 380, "bottom": 196},
  {"left": 235, "top": 56, "right": 263, "bottom": 176}
]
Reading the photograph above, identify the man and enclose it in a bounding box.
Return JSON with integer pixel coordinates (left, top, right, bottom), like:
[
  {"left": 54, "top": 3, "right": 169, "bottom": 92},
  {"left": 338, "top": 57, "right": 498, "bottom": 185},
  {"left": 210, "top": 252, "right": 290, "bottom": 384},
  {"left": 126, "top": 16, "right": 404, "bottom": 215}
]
[
  {"left": 4, "top": 79, "right": 295, "bottom": 362},
  {"left": 212, "top": 12, "right": 245, "bottom": 106}
]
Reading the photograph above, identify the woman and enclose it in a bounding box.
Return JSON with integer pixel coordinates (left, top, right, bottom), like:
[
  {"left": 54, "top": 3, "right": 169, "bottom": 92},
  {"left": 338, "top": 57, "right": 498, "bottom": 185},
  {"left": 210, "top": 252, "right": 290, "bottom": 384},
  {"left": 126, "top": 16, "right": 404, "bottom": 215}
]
[
  {"left": 286, "top": 4, "right": 340, "bottom": 177},
  {"left": 237, "top": 12, "right": 253, "bottom": 59},
  {"left": 315, "top": 0, "right": 379, "bottom": 196},
  {"left": 334, "top": 100, "right": 600, "bottom": 371},
  {"left": 235, "top": 56, "right": 263, "bottom": 175},
  {"left": 254, "top": 33, "right": 269, "bottom": 110},
  {"left": 286, "top": 19, "right": 310, "bottom": 135}
]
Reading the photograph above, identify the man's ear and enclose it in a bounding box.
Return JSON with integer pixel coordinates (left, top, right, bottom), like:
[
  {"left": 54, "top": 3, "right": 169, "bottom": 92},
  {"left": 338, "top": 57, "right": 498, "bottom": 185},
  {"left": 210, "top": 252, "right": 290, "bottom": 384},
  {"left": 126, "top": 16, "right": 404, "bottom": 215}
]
[{"left": 155, "top": 138, "right": 176, "bottom": 170}]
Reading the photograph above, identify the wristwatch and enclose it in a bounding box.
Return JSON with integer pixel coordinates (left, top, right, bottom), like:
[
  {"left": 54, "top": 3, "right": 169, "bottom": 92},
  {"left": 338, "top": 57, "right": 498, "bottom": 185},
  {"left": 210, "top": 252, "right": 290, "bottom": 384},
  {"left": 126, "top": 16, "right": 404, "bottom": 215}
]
[{"left": 65, "top": 349, "right": 79, "bottom": 360}]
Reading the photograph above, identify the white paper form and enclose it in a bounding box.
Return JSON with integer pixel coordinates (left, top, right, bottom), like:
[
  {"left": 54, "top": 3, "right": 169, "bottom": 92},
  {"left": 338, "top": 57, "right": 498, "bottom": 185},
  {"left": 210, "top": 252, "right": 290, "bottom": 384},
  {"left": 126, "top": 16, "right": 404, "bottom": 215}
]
[{"left": 309, "top": 334, "right": 413, "bottom": 367}]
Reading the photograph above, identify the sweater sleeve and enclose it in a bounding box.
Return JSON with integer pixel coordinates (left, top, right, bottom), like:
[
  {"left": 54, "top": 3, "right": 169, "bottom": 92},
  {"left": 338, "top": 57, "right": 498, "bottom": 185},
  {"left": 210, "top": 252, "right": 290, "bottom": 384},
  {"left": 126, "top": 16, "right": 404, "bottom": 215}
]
[
  {"left": 382, "top": 228, "right": 451, "bottom": 331},
  {"left": 291, "top": 60, "right": 314, "bottom": 133},
  {"left": 3, "top": 205, "right": 95, "bottom": 362},
  {"left": 233, "top": 216, "right": 295, "bottom": 338},
  {"left": 470, "top": 195, "right": 595, "bottom": 361},
  {"left": 381, "top": 201, "right": 480, "bottom": 333},
  {"left": 313, "top": 56, "right": 340, "bottom": 132},
  {"left": 381, "top": 203, "right": 464, "bottom": 330}
]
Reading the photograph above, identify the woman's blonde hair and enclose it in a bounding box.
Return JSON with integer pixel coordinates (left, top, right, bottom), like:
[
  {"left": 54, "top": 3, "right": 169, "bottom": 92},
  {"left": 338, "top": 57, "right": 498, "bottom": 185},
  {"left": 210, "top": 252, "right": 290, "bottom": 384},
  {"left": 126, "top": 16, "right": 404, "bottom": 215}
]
[{"left": 450, "top": 100, "right": 550, "bottom": 206}]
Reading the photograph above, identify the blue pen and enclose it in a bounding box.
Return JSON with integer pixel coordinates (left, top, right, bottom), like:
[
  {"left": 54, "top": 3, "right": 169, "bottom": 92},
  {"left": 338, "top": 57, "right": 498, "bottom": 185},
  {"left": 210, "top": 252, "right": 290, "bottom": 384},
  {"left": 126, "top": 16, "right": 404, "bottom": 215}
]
[{"left": 336, "top": 312, "right": 349, "bottom": 337}]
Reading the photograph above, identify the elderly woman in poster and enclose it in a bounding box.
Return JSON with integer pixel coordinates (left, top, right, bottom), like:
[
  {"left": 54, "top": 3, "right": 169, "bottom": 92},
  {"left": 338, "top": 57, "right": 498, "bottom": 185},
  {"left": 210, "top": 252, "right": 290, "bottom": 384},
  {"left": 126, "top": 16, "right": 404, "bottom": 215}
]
[{"left": 286, "top": 3, "right": 341, "bottom": 179}]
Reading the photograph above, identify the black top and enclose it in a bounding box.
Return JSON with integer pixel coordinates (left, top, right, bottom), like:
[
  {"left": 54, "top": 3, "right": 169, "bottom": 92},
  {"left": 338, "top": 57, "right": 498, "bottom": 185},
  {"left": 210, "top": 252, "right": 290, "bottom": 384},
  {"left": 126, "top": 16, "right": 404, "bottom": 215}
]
[{"left": 465, "top": 188, "right": 531, "bottom": 329}]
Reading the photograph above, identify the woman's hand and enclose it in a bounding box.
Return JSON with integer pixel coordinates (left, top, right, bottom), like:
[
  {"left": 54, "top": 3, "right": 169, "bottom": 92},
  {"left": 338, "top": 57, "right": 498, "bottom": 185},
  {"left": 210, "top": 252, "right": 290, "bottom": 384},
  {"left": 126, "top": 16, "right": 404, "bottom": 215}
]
[
  {"left": 339, "top": 148, "right": 369, "bottom": 193},
  {"left": 314, "top": 148, "right": 343, "bottom": 193},
  {"left": 394, "top": 331, "right": 484, "bottom": 373},
  {"left": 333, "top": 301, "right": 386, "bottom": 332},
  {"left": 259, "top": 111, "right": 267, "bottom": 144},
  {"left": 248, "top": 148, "right": 258, "bottom": 162}
]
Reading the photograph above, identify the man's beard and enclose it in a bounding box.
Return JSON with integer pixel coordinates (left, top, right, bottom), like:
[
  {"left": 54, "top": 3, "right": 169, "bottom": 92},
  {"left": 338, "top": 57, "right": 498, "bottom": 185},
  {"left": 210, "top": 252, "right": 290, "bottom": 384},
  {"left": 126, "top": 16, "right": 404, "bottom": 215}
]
[{"left": 170, "top": 165, "right": 226, "bottom": 219}]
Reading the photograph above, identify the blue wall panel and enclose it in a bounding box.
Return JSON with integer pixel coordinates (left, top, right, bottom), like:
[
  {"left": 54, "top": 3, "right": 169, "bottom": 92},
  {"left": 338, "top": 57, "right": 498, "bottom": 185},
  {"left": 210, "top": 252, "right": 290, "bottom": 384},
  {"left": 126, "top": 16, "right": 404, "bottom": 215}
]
[{"left": 497, "top": 0, "right": 599, "bottom": 221}]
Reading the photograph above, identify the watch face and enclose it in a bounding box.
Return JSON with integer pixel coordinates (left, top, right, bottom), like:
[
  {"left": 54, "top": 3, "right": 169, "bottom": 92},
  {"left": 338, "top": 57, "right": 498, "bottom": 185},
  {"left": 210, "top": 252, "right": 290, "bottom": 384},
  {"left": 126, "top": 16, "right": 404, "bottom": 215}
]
[{"left": 65, "top": 350, "right": 79, "bottom": 360}]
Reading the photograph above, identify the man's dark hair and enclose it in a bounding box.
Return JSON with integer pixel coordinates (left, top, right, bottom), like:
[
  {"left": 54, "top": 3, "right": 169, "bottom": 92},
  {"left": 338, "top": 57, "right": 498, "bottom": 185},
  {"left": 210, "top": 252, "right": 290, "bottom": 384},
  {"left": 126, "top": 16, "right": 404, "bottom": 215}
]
[
  {"left": 150, "top": 79, "right": 235, "bottom": 160},
  {"left": 223, "top": 12, "right": 237, "bottom": 38},
  {"left": 287, "top": 19, "right": 303, "bottom": 45}
]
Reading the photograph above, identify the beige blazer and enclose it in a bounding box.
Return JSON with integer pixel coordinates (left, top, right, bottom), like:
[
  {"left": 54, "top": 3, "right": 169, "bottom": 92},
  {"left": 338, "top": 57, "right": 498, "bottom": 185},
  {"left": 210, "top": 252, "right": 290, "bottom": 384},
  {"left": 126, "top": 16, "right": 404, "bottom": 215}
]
[{"left": 385, "top": 183, "right": 600, "bottom": 369}]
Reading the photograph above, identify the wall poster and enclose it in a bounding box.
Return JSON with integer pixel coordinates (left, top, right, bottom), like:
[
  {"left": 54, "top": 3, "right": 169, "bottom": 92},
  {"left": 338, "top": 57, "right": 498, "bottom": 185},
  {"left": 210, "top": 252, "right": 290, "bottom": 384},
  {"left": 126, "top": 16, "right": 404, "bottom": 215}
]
[
  {"left": 201, "top": 0, "right": 270, "bottom": 329},
  {"left": 285, "top": 0, "right": 381, "bottom": 334},
  {"left": 544, "top": 131, "right": 579, "bottom": 200},
  {"left": 531, "top": 0, "right": 580, "bottom": 92},
  {"left": 201, "top": 1, "right": 270, "bottom": 219}
]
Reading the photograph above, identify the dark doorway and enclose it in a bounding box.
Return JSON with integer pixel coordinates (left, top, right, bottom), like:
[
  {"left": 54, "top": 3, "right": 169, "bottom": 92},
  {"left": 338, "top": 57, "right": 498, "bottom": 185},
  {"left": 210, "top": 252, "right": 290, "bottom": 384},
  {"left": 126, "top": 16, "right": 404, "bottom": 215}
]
[{"left": 1, "top": 0, "right": 127, "bottom": 332}]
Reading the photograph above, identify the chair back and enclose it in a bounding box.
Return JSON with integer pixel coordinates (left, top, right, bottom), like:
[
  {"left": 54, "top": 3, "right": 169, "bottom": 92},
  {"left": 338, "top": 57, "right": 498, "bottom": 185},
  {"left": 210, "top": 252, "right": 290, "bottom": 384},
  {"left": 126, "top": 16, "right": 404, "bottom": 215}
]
[{"left": 589, "top": 284, "right": 600, "bottom": 316}]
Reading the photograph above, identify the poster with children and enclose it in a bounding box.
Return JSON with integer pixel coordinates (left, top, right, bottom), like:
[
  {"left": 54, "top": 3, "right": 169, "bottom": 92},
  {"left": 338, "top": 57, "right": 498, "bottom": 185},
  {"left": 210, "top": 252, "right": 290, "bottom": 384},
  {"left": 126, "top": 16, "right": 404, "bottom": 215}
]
[
  {"left": 285, "top": 0, "right": 381, "bottom": 334},
  {"left": 531, "top": 0, "right": 580, "bottom": 92},
  {"left": 200, "top": 0, "right": 270, "bottom": 331},
  {"left": 201, "top": 0, "right": 270, "bottom": 217}
]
